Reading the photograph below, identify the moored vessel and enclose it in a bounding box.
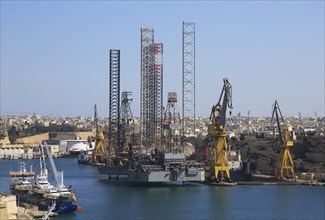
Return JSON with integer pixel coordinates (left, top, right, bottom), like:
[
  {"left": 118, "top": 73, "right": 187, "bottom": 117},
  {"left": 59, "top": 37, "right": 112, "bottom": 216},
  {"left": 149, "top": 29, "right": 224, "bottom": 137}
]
[
  {"left": 9, "top": 144, "right": 79, "bottom": 214},
  {"left": 9, "top": 162, "right": 35, "bottom": 193}
]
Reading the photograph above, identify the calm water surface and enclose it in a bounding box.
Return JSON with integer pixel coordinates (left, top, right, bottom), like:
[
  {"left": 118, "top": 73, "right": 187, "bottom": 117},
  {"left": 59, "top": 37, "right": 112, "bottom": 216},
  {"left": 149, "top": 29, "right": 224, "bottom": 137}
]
[{"left": 1, "top": 158, "right": 324, "bottom": 220}]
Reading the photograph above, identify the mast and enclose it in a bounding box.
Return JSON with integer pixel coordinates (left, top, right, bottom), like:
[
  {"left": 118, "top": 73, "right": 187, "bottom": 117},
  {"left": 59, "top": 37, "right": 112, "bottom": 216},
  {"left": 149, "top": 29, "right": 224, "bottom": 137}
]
[{"left": 44, "top": 142, "right": 60, "bottom": 187}]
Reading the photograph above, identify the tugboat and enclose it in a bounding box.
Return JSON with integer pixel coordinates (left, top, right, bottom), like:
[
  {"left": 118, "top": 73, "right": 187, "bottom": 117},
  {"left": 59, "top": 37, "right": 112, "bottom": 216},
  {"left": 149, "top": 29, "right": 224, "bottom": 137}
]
[{"left": 9, "top": 144, "right": 79, "bottom": 214}]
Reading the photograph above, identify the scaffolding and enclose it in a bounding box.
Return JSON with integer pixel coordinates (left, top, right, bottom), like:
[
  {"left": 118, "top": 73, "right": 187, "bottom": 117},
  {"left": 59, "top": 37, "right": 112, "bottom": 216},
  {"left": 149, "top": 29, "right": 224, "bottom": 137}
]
[
  {"left": 182, "top": 21, "right": 196, "bottom": 139},
  {"left": 109, "top": 49, "right": 121, "bottom": 155}
]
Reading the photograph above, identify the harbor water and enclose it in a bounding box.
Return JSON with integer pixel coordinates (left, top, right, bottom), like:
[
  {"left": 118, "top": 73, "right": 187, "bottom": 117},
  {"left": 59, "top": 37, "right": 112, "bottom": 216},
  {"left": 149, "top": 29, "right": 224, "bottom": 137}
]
[{"left": 1, "top": 158, "right": 324, "bottom": 220}]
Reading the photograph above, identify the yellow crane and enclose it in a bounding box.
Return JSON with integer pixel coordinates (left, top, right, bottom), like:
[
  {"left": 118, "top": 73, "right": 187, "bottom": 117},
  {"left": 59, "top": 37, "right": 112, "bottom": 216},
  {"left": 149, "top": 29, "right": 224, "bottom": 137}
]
[
  {"left": 208, "top": 77, "right": 233, "bottom": 182},
  {"left": 271, "top": 100, "right": 294, "bottom": 178},
  {"left": 91, "top": 104, "right": 106, "bottom": 164}
]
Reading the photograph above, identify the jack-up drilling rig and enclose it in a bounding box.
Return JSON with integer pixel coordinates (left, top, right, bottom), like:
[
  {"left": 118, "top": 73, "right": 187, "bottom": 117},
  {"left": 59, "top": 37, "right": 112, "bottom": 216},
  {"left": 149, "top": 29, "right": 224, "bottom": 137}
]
[
  {"left": 91, "top": 104, "right": 106, "bottom": 164},
  {"left": 207, "top": 77, "right": 233, "bottom": 182},
  {"left": 98, "top": 27, "right": 205, "bottom": 183},
  {"left": 271, "top": 100, "right": 295, "bottom": 178}
]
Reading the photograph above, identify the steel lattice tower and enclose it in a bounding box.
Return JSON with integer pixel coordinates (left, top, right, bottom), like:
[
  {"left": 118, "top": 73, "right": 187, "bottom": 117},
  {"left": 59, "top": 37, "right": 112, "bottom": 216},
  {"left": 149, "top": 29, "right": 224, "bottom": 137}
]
[
  {"left": 140, "top": 26, "right": 163, "bottom": 153},
  {"left": 163, "top": 92, "right": 182, "bottom": 153},
  {"left": 120, "top": 91, "right": 134, "bottom": 152},
  {"left": 153, "top": 43, "right": 163, "bottom": 150},
  {"left": 121, "top": 92, "right": 133, "bottom": 121},
  {"left": 182, "top": 21, "right": 196, "bottom": 139},
  {"left": 109, "top": 49, "right": 121, "bottom": 155},
  {"left": 140, "top": 26, "right": 154, "bottom": 152}
]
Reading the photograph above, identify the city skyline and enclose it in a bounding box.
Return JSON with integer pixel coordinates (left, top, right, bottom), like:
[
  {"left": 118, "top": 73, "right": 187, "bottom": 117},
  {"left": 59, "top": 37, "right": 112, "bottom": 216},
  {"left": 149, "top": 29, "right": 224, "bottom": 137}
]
[{"left": 1, "top": 1, "right": 324, "bottom": 118}]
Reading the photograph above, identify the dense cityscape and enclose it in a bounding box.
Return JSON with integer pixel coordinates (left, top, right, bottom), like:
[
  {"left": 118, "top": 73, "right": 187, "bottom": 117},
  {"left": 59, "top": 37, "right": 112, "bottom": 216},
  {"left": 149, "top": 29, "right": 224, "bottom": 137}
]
[{"left": 1, "top": 114, "right": 323, "bottom": 141}]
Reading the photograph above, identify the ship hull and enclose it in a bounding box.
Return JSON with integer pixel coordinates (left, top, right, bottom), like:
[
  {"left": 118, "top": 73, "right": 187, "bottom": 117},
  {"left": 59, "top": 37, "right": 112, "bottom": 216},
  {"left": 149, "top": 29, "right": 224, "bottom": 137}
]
[{"left": 14, "top": 191, "right": 77, "bottom": 213}]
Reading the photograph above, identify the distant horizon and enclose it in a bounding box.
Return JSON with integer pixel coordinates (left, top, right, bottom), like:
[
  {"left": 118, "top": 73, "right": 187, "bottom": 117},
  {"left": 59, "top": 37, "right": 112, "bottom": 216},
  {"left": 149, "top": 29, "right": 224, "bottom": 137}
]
[{"left": 1, "top": 1, "right": 324, "bottom": 118}]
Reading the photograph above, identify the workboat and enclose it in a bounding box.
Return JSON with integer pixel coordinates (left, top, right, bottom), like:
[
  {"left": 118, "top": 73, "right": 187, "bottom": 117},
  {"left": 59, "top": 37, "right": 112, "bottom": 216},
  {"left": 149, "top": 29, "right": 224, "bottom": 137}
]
[
  {"left": 9, "top": 144, "right": 79, "bottom": 214},
  {"left": 42, "top": 142, "right": 78, "bottom": 213},
  {"left": 33, "top": 172, "right": 60, "bottom": 199},
  {"left": 9, "top": 162, "right": 35, "bottom": 193},
  {"left": 56, "top": 185, "right": 72, "bottom": 198},
  {"left": 33, "top": 154, "right": 52, "bottom": 195}
]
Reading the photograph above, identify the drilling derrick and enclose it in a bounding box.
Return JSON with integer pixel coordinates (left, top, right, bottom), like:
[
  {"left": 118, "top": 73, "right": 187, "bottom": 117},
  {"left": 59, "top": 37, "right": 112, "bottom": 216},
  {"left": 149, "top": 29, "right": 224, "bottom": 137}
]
[
  {"left": 152, "top": 43, "right": 163, "bottom": 151},
  {"left": 92, "top": 104, "right": 106, "bottom": 164},
  {"left": 271, "top": 100, "right": 294, "bottom": 178},
  {"left": 163, "top": 92, "right": 182, "bottom": 153},
  {"left": 109, "top": 49, "right": 121, "bottom": 156},
  {"left": 140, "top": 26, "right": 154, "bottom": 152},
  {"left": 120, "top": 91, "right": 134, "bottom": 152},
  {"left": 140, "top": 26, "right": 163, "bottom": 153},
  {"left": 208, "top": 77, "right": 233, "bottom": 182}
]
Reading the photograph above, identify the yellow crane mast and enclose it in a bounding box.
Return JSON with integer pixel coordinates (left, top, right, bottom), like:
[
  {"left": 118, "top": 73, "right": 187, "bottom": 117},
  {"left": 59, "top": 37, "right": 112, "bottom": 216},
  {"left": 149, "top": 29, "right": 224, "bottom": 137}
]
[
  {"left": 207, "top": 77, "right": 233, "bottom": 182},
  {"left": 92, "top": 104, "right": 106, "bottom": 164},
  {"left": 271, "top": 100, "right": 294, "bottom": 178}
]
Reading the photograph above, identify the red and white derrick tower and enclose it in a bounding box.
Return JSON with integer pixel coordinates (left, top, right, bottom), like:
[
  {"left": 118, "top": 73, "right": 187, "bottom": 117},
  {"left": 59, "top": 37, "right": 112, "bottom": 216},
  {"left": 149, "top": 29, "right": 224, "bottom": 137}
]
[
  {"left": 140, "top": 26, "right": 163, "bottom": 153},
  {"left": 163, "top": 92, "right": 182, "bottom": 153}
]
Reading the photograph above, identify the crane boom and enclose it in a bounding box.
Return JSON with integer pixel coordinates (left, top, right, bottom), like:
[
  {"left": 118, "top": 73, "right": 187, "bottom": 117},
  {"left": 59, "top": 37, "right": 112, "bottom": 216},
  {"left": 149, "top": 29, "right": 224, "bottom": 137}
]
[
  {"left": 208, "top": 77, "right": 233, "bottom": 182},
  {"left": 271, "top": 100, "right": 285, "bottom": 144},
  {"left": 210, "top": 78, "right": 233, "bottom": 130},
  {"left": 92, "top": 104, "right": 106, "bottom": 164},
  {"left": 94, "top": 104, "right": 99, "bottom": 136},
  {"left": 271, "top": 100, "right": 294, "bottom": 178},
  {"left": 217, "top": 78, "right": 233, "bottom": 128}
]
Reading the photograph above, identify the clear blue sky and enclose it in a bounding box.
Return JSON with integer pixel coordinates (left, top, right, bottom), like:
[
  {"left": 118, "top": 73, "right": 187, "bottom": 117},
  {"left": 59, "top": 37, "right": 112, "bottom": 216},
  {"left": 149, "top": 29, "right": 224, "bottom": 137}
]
[{"left": 1, "top": 1, "right": 324, "bottom": 118}]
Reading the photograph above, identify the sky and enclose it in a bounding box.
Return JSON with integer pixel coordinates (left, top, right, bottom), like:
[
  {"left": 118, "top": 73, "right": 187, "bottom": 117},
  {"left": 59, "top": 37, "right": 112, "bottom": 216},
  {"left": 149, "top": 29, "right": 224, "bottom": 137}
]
[{"left": 1, "top": 1, "right": 324, "bottom": 118}]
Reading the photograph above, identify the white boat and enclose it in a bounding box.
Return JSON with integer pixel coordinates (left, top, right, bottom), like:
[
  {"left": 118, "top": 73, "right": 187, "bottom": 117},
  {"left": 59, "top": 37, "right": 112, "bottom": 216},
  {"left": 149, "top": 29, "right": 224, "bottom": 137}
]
[
  {"left": 9, "top": 144, "right": 78, "bottom": 214},
  {"left": 33, "top": 175, "right": 51, "bottom": 194},
  {"left": 67, "top": 140, "right": 94, "bottom": 155},
  {"left": 15, "top": 179, "right": 33, "bottom": 191},
  {"left": 9, "top": 162, "right": 35, "bottom": 193},
  {"left": 56, "top": 187, "right": 71, "bottom": 198},
  {"left": 44, "top": 142, "right": 74, "bottom": 199},
  {"left": 33, "top": 145, "right": 57, "bottom": 196},
  {"left": 43, "top": 187, "right": 60, "bottom": 199}
]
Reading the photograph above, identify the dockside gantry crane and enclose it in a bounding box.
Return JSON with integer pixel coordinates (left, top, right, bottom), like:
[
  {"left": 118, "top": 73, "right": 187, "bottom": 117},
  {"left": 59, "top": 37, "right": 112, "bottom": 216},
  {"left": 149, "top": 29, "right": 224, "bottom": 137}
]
[
  {"left": 91, "top": 104, "right": 106, "bottom": 164},
  {"left": 271, "top": 100, "right": 295, "bottom": 178},
  {"left": 208, "top": 77, "right": 233, "bottom": 181}
]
